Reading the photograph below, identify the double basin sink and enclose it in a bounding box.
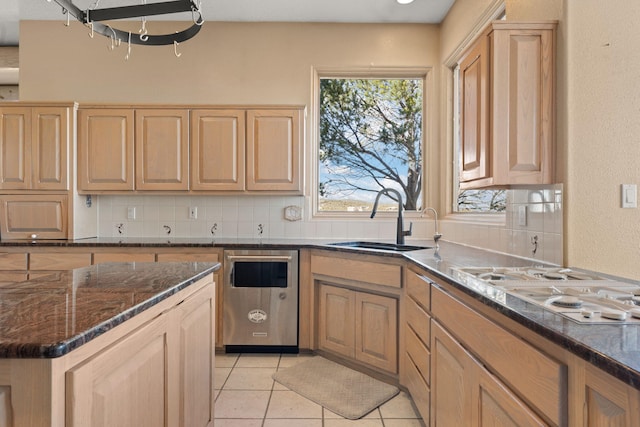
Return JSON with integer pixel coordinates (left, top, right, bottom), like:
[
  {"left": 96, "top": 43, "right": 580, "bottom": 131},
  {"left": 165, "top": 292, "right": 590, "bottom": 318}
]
[{"left": 329, "top": 241, "right": 432, "bottom": 252}]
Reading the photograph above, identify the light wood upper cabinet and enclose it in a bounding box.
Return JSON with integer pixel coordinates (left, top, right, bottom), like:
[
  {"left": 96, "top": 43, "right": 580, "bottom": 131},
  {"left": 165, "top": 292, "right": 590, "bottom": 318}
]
[
  {"left": 0, "top": 194, "right": 68, "bottom": 239},
  {"left": 78, "top": 107, "right": 189, "bottom": 192},
  {"left": 0, "top": 105, "right": 69, "bottom": 191},
  {"left": 78, "top": 105, "right": 303, "bottom": 194},
  {"left": 190, "top": 109, "right": 245, "bottom": 191},
  {"left": 135, "top": 109, "right": 189, "bottom": 191},
  {"left": 246, "top": 108, "right": 303, "bottom": 192},
  {"left": 78, "top": 108, "right": 135, "bottom": 191},
  {"left": 459, "top": 21, "right": 557, "bottom": 189},
  {"left": 459, "top": 27, "right": 491, "bottom": 185}
]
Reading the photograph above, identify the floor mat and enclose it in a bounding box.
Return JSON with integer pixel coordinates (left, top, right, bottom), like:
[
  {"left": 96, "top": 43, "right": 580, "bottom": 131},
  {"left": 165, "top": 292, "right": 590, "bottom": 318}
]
[{"left": 272, "top": 356, "right": 399, "bottom": 420}]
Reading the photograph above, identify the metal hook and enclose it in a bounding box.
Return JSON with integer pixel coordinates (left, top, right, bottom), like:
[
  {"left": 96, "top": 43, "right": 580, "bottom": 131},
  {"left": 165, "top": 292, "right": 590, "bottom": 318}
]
[
  {"left": 106, "top": 25, "right": 117, "bottom": 51},
  {"left": 62, "top": 8, "right": 70, "bottom": 27},
  {"left": 174, "top": 40, "right": 182, "bottom": 57},
  {"left": 125, "top": 32, "right": 132, "bottom": 60},
  {"left": 192, "top": 8, "right": 204, "bottom": 26},
  {"left": 88, "top": 22, "right": 94, "bottom": 38},
  {"left": 139, "top": 18, "right": 149, "bottom": 41}
]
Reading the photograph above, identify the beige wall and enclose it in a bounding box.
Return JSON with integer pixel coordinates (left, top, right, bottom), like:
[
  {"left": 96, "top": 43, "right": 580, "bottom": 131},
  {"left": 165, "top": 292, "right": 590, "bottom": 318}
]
[
  {"left": 20, "top": 21, "right": 438, "bottom": 105},
  {"left": 564, "top": 0, "right": 640, "bottom": 279}
]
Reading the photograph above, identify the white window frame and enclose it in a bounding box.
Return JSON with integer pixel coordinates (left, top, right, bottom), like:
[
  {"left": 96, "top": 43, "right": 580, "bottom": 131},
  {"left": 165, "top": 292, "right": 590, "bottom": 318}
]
[{"left": 311, "top": 66, "right": 431, "bottom": 219}]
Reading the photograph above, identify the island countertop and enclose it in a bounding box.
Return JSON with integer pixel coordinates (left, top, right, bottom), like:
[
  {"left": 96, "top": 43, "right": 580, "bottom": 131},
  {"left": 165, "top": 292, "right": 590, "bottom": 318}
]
[{"left": 0, "top": 261, "right": 220, "bottom": 358}]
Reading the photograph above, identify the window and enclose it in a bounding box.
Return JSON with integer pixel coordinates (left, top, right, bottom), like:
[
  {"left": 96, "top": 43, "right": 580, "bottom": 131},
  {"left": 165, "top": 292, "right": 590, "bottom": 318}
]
[{"left": 317, "top": 74, "right": 425, "bottom": 213}]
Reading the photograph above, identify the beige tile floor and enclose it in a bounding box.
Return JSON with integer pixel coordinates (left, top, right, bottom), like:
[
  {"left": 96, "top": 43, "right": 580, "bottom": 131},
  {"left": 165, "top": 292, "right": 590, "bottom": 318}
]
[{"left": 214, "top": 353, "right": 425, "bottom": 427}]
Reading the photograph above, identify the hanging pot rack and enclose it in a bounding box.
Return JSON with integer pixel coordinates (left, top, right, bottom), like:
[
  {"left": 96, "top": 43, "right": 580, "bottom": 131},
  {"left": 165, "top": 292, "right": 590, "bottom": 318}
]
[{"left": 47, "top": 0, "right": 204, "bottom": 46}]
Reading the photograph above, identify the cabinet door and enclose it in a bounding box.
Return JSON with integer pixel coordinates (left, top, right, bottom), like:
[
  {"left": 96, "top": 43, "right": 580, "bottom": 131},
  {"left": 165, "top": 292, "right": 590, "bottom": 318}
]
[
  {"left": 459, "top": 29, "right": 491, "bottom": 186},
  {"left": 176, "top": 281, "right": 215, "bottom": 426},
  {"left": 318, "top": 284, "right": 355, "bottom": 358},
  {"left": 355, "top": 292, "right": 397, "bottom": 373},
  {"left": 0, "top": 107, "right": 31, "bottom": 189},
  {"left": 492, "top": 24, "right": 555, "bottom": 185},
  {"left": 135, "top": 109, "right": 189, "bottom": 191},
  {"left": 157, "top": 252, "right": 222, "bottom": 348},
  {"left": 0, "top": 195, "right": 68, "bottom": 239},
  {"left": 78, "top": 109, "right": 135, "bottom": 191},
  {"left": 66, "top": 314, "right": 170, "bottom": 427},
  {"left": 246, "top": 108, "right": 303, "bottom": 192},
  {"left": 32, "top": 106, "right": 69, "bottom": 190},
  {"left": 431, "top": 321, "right": 473, "bottom": 426},
  {"left": 582, "top": 364, "right": 640, "bottom": 427},
  {"left": 191, "top": 109, "right": 245, "bottom": 191},
  {"left": 474, "top": 364, "right": 548, "bottom": 427}
]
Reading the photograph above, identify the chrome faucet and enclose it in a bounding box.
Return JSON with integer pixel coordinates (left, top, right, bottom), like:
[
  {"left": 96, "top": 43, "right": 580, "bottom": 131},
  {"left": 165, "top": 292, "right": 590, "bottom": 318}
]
[
  {"left": 422, "top": 207, "right": 442, "bottom": 246},
  {"left": 370, "top": 188, "right": 412, "bottom": 245}
]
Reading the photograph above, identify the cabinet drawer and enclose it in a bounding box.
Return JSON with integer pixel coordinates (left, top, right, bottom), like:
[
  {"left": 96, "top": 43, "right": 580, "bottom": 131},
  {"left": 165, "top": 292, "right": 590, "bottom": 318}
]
[
  {"left": 405, "top": 296, "right": 430, "bottom": 347},
  {"left": 29, "top": 253, "right": 92, "bottom": 271},
  {"left": 405, "top": 349, "right": 430, "bottom": 422},
  {"left": 156, "top": 253, "right": 219, "bottom": 262},
  {"left": 0, "top": 272, "right": 28, "bottom": 284},
  {"left": 0, "top": 253, "right": 27, "bottom": 270},
  {"left": 432, "top": 285, "right": 566, "bottom": 425},
  {"left": 93, "top": 253, "right": 155, "bottom": 264},
  {"left": 405, "top": 324, "right": 430, "bottom": 385},
  {"left": 311, "top": 255, "right": 401, "bottom": 288},
  {"left": 405, "top": 271, "right": 430, "bottom": 310}
]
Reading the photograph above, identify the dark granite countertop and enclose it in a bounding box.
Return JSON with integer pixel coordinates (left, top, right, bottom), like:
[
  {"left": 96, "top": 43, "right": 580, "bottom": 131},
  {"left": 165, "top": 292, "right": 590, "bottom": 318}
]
[
  {"left": 0, "top": 261, "right": 219, "bottom": 358},
  {"left": 1, "top": 237, "right": 638, "bottom": 390}
]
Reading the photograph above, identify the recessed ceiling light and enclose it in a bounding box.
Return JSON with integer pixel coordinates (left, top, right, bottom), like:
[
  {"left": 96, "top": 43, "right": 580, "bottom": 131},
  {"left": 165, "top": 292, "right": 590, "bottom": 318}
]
[{"left": 397, "top": 0, "right": 415, "bottom": 4}]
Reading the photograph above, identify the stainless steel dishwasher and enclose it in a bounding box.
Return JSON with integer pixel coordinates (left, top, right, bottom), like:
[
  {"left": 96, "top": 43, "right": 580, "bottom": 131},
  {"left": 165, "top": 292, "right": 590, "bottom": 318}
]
[{"left": 223, "top": 249, "right": 299, "bottom": 353}]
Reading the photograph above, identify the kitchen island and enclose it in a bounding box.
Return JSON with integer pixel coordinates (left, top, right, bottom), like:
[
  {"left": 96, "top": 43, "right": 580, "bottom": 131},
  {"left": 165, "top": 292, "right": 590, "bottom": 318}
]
[{"left": 0, "top": 261, "right": 219, "bottom": 427}]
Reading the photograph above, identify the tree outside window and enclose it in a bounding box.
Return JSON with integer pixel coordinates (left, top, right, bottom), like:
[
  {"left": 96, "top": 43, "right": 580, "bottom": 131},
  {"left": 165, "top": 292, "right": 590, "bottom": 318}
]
[{"left": 319, "top": 78, "right": 423, "bottom": 212}]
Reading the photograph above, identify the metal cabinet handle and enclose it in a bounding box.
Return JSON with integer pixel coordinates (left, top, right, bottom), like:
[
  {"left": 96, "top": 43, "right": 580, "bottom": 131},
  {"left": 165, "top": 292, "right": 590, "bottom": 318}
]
[{"left": 226, "top": 255, "right": 292, "bottom": 262}]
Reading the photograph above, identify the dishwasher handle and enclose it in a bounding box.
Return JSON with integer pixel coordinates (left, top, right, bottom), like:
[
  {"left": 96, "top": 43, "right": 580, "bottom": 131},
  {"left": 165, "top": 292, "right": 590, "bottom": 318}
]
[{"left": 226, "top": 255, "right": 292, "bottom": 262}]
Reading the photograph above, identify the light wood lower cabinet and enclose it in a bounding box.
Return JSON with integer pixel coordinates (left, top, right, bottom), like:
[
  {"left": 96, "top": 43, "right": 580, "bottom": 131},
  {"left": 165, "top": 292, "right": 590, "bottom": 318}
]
[
  {"left": 0, "top": 274, "right": 214, "bottom": 427},
  {"left": 309, "top": 251, "right": 401, "bottom": 375},
  {"left": 318, "top": 283, "right": 397, "bottom": 373},
  {"left": 400, "top": 270, "right": 432, "bottom": 421},
  {"left": 92, "top": 252, "right": 156, "bottom": 264},
  {"left": 66, "top": 308, "right": 170, "bottom": 427},
  {"left": 432, "top": 321, "right": 547, "bottom": 426},
  {"left": 66, "top": 275, "right": 215, "bottom": 427},
  {"left": 430, "top": 284, "right": 566, "bottom": 426},
  {"left": 573, "top": 360, "right": 640, "bottom": 427}
]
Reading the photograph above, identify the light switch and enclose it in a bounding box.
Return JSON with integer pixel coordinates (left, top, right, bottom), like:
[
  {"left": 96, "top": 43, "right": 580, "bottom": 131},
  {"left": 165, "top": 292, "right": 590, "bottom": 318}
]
[
  {"left": 621, "top": 184, "right": 637, "bottom": 208},
  {"left": 127, "top": 207, "right": 136, "bottom": 220}
]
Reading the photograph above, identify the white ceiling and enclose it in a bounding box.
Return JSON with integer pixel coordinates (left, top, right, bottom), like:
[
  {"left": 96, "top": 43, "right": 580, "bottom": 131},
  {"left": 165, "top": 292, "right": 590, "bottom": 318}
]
[{"left": 0, "top": 0, "right": 455, "bottom": 46}]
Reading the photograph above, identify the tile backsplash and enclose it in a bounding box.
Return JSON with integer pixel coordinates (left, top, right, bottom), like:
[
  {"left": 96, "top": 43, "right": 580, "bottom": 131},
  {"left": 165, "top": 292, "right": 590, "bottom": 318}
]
[{"left": 97, "top": 184, "right": 563, "bottom": 265}]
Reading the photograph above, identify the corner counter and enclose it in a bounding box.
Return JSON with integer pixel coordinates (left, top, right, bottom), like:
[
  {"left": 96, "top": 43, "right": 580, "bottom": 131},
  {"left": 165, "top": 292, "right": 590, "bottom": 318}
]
[{"left": 0, "top": 261, "right": 219, "bottom": 427}]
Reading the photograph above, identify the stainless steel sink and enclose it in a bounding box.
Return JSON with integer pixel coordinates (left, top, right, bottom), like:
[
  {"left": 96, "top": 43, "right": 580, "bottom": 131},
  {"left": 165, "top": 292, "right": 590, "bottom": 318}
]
[{"left": 329, "top": 241, "right": 432, "bottom": 252}]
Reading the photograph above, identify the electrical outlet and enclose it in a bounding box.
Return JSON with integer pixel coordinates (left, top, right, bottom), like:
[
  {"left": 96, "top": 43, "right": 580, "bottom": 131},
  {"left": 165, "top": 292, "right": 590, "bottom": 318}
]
[
  {"left": 189, "top": 206, "right": 198, "bottom": 219},
  {"left": 114, "top": 223, "right": 125, "bottom": 236},
  {"left": 518, "top": 205, "right": 527, "bottom": 226},
  {"left": 127, "top": 207, "right": 136, "bottom": 220}
]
